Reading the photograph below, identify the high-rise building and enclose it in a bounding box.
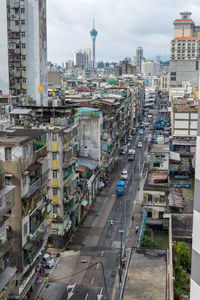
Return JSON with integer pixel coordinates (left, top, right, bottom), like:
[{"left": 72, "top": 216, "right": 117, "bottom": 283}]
[
  {"left": 0, "top": 0, "right": 48, "bottom": 106},
  {"left": 90, "top": 18, "right": 98, "bottom": 69},
  {"left": 136, "top": 47, "right": 143, "bottom": 74},
  {"left": 74, "top": 49, "right": 91, "bottom": 68},
  {"left": 170, "top": 12, "right": 200, "bottom": 87}
]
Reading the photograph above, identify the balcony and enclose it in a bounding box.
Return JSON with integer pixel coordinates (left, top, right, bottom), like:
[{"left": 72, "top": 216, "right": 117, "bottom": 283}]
[{"left": 23, "top": 178, "right": 42, "bottom": 199}]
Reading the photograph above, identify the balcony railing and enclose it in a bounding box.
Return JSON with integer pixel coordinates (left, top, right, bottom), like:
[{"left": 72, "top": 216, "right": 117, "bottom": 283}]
[{"left": 23, "top": 178, "right": 42, "bottom": 199}]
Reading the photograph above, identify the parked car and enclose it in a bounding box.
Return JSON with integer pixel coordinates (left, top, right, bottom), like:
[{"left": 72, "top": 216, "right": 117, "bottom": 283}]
[
  {"left": 41, "top": 254, "right": 55, "bottom": 268},
  {"left": 128, "top": 135, "right": 132, "bottom": 141},
  {"left": 137, "top": 141, "right": 143, "bottom": 148},
  {"left": 120, "top": 147, "right": 127, "bottom": 155},
  {"left": 121, "top": 170, "right": 128, "bottom": 180}
]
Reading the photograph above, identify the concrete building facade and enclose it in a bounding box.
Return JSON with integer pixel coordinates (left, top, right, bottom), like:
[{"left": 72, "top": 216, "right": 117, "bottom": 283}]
[
  {"left": 136, "top": 47, "right": 143, "bottom": 74},
  {"left": 0, "top": 0, "right": 48, "bottom": 106},
  {"left": 0, "top": 129, "right": 51, "bottom": 299},
  {"left": 170, "top": 12, "right": 200, "bottom": 87}
]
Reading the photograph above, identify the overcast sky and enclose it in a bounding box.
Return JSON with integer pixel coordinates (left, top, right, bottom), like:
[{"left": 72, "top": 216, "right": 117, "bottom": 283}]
[{"left": 47, "top": 0, "right": 200, "bottom": 64}]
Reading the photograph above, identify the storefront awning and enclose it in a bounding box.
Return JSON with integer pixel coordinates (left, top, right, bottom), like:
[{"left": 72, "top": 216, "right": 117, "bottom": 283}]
[{"left": 81, "top": 200, "right": 88, "bottom": 207}]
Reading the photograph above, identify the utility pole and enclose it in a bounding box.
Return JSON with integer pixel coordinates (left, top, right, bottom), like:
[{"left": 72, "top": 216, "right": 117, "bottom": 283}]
[{"left": 119, "top": 229, "right": 124, "bottom": 285}]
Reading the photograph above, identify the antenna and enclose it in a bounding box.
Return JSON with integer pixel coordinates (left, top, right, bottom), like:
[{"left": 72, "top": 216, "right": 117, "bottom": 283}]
[{"left": 93, "top": 14, "right": 95, "bottom": 29}]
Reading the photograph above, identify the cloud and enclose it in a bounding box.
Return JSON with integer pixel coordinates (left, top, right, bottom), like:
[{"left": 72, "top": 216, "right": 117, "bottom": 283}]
[{"left": 47, "top": 0, "right": 200, "bottom": 63}]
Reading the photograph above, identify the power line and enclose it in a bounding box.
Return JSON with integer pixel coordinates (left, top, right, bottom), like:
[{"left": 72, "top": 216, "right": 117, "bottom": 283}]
[{"left": 49, "top": 261, "right": 109, "bottom": 300}]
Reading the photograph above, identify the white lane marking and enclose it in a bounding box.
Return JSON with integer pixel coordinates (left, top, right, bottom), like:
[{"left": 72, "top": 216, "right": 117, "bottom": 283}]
[
  {"left": 101, "top": 250, "right": 104, "bottom": 257},
  {"left": 67, "top": 283, "right": 76, "bottom": 299},
  {"left": 97, "top": 287, "right": 103, "bottom": 300},
  {"left": 85, "top": 293, "right": 88, "bottom": 300},
  {"left": 96, "top": 263, "right": 100, "bottom": 270},
  {"left": 91, "top": 277, "right": 94, "bottom": 285}
]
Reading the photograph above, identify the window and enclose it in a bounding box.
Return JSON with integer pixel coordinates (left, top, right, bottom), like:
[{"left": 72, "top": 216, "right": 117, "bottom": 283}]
[
  {"left": 22, "top": 176, "right": 26, "bottom": 187},
  {"left": 53, "top": 206, "right": 58, "bottom": 213},
  {"left": 159, "top": 212, "right": 164, "bottom": 219},
  {"left": 22, "top": 55, "right": 26, "bottom": 61},
  {"left": 5, "top": 177, "right": 10, "bottom": 185},
  {"left": 52, "top": 133, "right": 57, "bottom": 141},
  {"left": 147, "top": 194, "right": 152, "bottom": 202},
  {"left": 21, "top": 32, "right": 25, "bottom": 37},
  {"left": 52, "top": 153, "right": 57, "bottom": 160},
  {"left": 53, "top": 171, "right": 57, "bottom": 178},
  {"left": 24, "top": 222, "right": 28, "bottom": 236},
  {"left": 53, "top": 189, "right": 57, "bottom": 196},
  {"left": 22, "top": 44, "right": 26, "bottom": 49},
  {"left": 15, "top": 20, "right": 19, "bottom": 25},
  {"left": 147, "top": 211, "right": 152, "bottom": 218},
  {"left": 21, "top": 8, "right": 25, "bottom": 13},
  {"left": 23, "top": 78, "right": 26, "bottom": 83},
  {"left": 5, "top": 148, "right": 12, "bottom": 161},
  {"left": 21, "top": 20, "right": 25, "bottom": 25},
  {"left": 22, "top": 67, "right": 26, "bottom": 72}
]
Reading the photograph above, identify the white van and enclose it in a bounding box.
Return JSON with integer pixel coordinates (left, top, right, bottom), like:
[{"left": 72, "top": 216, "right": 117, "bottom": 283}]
[{"left": 42, "top": 253, "right": 54, "bottom": 268}]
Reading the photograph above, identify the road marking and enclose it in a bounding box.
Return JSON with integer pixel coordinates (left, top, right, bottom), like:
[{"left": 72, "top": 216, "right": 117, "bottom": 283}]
[
  {"left": 101, "top": 250, "right": 104, "bottom": 257},
  {"left": 109, "top": 230, "right": 111, "bottom": 235},
  {"left": 85, "top": 293, "right": 88, "bottom": 300},
  {"left": 91, "top": 277, "right": 94, "bottom": 285},
  {"left": 96, "top": 263, "right": 100, "bottom": 270},
  {"left": 97, "top": 287, "right": 103, "bottom": 300},
  {"left": 67, "top": 283, "right": 76, "bottom": 299}
]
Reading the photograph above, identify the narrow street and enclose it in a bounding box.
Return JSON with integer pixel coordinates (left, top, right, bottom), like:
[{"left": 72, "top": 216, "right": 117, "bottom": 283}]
[{"left": 44, "top": 124, "right": 153, "bottom": 300}]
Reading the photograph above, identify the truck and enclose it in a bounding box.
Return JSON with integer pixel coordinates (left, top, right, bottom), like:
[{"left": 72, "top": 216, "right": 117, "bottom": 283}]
[
  {"left": 116, "top": 181, "right": 125, "bottom": 196},
  {"left": 128, "top": 149, "right": 135, "bottom": 161}
]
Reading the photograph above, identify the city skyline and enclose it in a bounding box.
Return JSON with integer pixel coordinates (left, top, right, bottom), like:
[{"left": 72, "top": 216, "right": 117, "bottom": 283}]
[{"left": 47, "top": 0, "right": 200, "bottom": 64}]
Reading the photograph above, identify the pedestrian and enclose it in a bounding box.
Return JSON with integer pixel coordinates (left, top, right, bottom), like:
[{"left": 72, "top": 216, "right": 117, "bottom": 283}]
[
  {"left": 27, "top": 290, "right": 31, "bottom": 299},
  {"left": 36, "top": 274, "right": 41, "bottom": 284},
  {"left": 135, "top": 224, "right": 139, "bottom": 234}
]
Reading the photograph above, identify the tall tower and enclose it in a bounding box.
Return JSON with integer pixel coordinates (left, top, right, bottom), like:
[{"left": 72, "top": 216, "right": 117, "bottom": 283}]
[
  {"left": 136, "top": 47, "right": 143, "bottom": 74},
  {"left": 90, "top": 17, "right": 98, "bottom": 69}
]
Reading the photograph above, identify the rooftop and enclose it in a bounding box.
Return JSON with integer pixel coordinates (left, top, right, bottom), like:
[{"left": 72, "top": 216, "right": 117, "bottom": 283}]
[
  {"left": 150, "top": 144, "right": 169, "bottom": 153},
  {"left": 0, "top": 129, "right": 46, "bottom": 145},
  {"left": 145, "top": 171, "right": 169, "bottom": 186},
  {"left": 173, "top": 37, "right": 200, "bottom": 40}
]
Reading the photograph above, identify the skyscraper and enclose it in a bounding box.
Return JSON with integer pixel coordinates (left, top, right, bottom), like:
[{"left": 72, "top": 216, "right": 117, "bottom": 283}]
[
  {"left": 0, "top": 0, "right": 48, "bottom": 106},
  {"left": 90, "top": 18, "right": 98, "bottom": 69},
  {"left": 170, "top": 12, "right": 200, "bottom": 87},
  {"left": 136, "top": 47, "right": 143, "bottom": 74}
]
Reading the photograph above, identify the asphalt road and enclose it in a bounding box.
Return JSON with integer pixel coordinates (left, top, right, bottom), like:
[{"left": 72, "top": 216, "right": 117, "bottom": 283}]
[{"left": 48, "top": 124, "right": 153, "bottom": 300}]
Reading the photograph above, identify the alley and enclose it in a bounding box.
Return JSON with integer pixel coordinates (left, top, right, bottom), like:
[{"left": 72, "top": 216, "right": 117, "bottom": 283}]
[{"left": 42, "top": 126, "right": 152, "bottom": 300}]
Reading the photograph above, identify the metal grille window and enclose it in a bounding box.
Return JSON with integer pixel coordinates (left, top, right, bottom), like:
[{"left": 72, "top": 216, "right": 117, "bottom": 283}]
[
  {"left": 5, "top": 148, "right": 12, "bottom": 161},
  {"left": 53, "top": 171, "right": 58, "bottom": 178}
]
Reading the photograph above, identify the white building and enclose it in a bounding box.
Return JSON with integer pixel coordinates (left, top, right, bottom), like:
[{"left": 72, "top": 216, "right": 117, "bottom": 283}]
[
  {"left": 0, "top": 0, "right": 48, "bottom": 106},
  {"left": 141, "top": 60, "right": 160, "bottom": 76},
  {"left": 144, "top": 86, "right": 157, "bottom": 108}
]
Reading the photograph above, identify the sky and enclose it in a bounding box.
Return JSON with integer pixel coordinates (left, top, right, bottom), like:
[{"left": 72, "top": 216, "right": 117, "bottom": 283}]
[{"left": 47, "top": 0, "right": 200, "bottom": 64}]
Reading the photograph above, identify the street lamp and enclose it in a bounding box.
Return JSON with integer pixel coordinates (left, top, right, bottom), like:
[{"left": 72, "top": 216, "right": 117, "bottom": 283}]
[{"left": 119, "top": 229, "right": 125, "bottom": 284}]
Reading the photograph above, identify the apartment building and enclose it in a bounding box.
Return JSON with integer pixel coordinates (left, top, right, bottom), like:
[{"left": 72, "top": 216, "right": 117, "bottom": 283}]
[
  {"left": 0, "top": 129, "right": 50, "bottom": 299},
  {"left": 136, "top": 47, "right": 143, "bottom": 74},
  {"left": 170, "top": 12, "right": 200, "bottom": 87},
  {"left": 144, "top": 86, "right": 158, "bottom": 108},
  {"left": 0, "top": 0, "right": 48, "bottom": 106},
  {"left": 0, "top": 170, "right": 16, "bottom": 299},
  {"left": 141, "top": 60, "right": 160, "bottom": 76},
  {"left": 170, "top": 87, "right": 198, "bottom": 153},
  {"left": 143, "top": 144, "right": 170, "bottom": 227},
  {"left": 45, "top": 121, "right": 79, "bottom": 248}
]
